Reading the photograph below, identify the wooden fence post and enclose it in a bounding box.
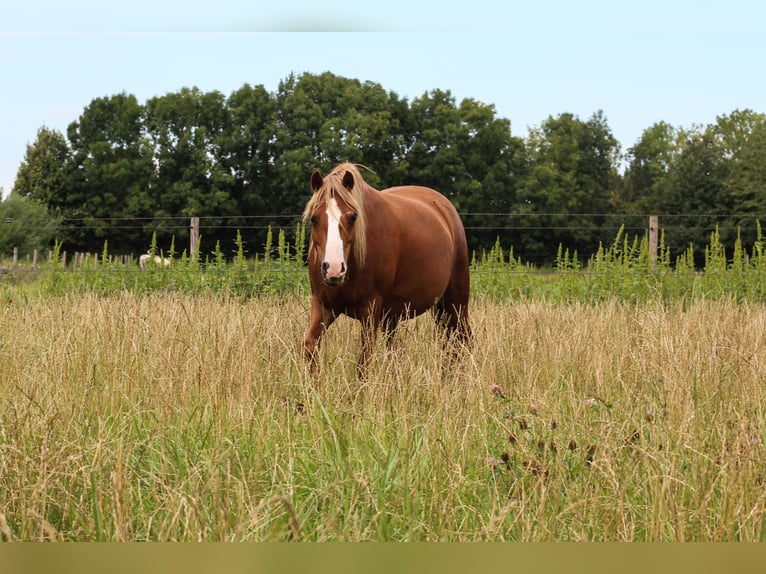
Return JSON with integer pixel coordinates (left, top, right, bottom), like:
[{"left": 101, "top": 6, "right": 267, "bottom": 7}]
[
  {"left": 649, "top": 215, "right": 659, "bottom": 269},
  {"left": 190, "top": 217, "right": 200, "bottom": 260},
  {"left": 12, "top": 247, "right": 18, "bottom": 268}
]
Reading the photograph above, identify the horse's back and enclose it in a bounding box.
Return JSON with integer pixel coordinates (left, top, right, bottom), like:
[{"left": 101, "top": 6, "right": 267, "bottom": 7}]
[
  {"left": 379, "top": 185, "right": 467, "bottom": 250},
  {"left": 381, "top": 185, "right": 455, "bottom": 210}
]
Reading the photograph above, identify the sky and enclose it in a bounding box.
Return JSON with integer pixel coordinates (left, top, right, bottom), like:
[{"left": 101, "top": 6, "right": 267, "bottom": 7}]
[{"left": 2, "top": 0, "right": 765, "bottom": 196}]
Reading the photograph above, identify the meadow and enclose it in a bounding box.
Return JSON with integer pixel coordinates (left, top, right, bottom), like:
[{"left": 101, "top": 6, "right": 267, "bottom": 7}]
[{"left": 1, "top": 227, "right": 766, "bottom": 541}]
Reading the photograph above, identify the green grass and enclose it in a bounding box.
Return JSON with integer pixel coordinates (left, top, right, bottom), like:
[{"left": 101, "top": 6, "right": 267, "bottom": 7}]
[
  {"left": 4, "top": 224, "right": 766, "bottom": 304},
  {"left": 1, "top": 293, "right": 765, "bottom": 541}
]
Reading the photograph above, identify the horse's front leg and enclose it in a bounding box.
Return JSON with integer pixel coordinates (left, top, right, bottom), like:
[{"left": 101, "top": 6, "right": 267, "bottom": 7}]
[{"left": 304, "top": 298, "right": 335, "bottom": 372}]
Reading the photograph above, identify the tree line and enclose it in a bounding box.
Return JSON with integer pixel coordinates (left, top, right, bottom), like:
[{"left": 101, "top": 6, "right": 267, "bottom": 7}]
[{"left": 5, "top": 71, "right": 766, "bottom": 266}]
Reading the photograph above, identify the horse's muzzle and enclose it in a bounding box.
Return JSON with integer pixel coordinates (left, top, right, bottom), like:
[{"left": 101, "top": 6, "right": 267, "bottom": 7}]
[{"left": 321, "top": 261, "right": 347, "bottom": 286}]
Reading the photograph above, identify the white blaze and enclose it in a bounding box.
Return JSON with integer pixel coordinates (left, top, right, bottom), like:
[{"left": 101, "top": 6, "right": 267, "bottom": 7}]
[{"left": 324, "top": 197, "right": 346, "bottom": 277}]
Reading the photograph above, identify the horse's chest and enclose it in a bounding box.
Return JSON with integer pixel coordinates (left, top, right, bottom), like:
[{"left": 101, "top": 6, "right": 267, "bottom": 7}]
[
  {"left": 318, "top": 287, "right": 366, "bottom": 316},
  {"left": 319, "top": 282, "right": 439, "bottom": 321}
]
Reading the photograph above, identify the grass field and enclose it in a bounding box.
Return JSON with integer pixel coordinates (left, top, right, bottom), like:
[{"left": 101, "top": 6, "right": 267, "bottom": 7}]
[{"left": 1, "top": 291, "right": 765, "bottom": 541}]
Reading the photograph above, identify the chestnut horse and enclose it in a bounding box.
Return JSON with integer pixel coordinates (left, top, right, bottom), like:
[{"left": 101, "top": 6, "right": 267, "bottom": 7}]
[{"left": 302, "top": 162, "right": 471, "bottom": 377}]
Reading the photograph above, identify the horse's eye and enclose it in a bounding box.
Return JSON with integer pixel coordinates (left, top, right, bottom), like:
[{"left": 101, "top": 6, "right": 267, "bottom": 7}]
[
  {"left": 348, "top": 213, "right": 358, "bottom": 226},
  {"left": 310, "top": 215, "right": 318, "bottom": 226}
]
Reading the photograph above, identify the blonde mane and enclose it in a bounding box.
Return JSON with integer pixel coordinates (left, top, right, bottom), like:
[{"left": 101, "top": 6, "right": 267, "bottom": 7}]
[{"left": 303, "top": 162, "right": 370, "bottom": 267}]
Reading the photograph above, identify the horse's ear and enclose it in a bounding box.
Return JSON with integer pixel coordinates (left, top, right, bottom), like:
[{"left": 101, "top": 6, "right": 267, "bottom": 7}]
[
  {"left": 342, "top": 170, "right": 355, "bottom": 191},
  {"left": 310, "top": 171, "right": 323, "bottom": 193}
]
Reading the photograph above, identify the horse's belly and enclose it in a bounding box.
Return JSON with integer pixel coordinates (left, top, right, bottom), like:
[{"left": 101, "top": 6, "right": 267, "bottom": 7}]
[
  {"left": 381, "top": 254, "right": 453, "bottom": 314},
  {"left": 384, "top": 280, "right": 450, "bottom": 316}
]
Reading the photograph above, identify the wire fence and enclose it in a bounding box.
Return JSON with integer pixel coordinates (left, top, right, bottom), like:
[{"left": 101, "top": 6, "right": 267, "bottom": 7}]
[
  {"left": 4, "top": 210, "right": 766, "bottom": 304},
  {"left": 3, "top": 212, "right": 765, "bottom": 269},
  {"left": 6, "top": 211, "right": 766, "bottom": 233}
]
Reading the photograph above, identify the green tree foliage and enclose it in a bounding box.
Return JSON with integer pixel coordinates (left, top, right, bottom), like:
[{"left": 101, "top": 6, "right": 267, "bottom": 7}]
[
  {"left": 656, "top": 127, "right": 732, "bottom": 264},
  {"left": 623, "top": 111, "right": 766, "bottom": 263},
  {"left": 0, "top": 193, "right": 61, "bottom": 257},
  {"left": 223, "top": 83, "right": 278, "bottom": 252},
  {"left": 712, "top": 110, "right": 766, "bottom": 245},
  {"left": 66, "top": 92, "right": 155, "bottom": 252},
  {"left": 622, "top": 121, "right": 681, "bottom": 213},
  {"left": 402, "top": 90, "right": 524, "bottom": 251},
  {"left": 270, "top": 73, "right": 404, "bottom": 204},
  {"left": 730, "top": 119, "right": 766, "bottom": 219},
  {"left": 515, "top": 111, "right": 621, "bottom": 264},
  {"left": 143, "top": 87, "right": 236, "bottom": 254},
  {"left": 13, "top": 126, "right": 71, "bottom": 208},
  {"left": 262, "top": 72, "right": 414, "bottom": 255}
]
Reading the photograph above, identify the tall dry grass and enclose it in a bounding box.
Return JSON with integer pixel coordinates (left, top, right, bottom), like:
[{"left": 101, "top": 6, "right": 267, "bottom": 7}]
[{"left": 1, "top": 293, "right": 765, "bottom": 541}]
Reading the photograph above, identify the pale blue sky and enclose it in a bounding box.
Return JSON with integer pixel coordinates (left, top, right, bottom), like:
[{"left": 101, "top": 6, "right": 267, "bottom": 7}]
[{"left": 2, "top": 0, "right": 764, "bottom": 195}]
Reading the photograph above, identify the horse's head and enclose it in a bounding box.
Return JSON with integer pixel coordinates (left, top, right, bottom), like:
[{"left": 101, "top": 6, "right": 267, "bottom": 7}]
[{"left": 306, "top": 168, "right": 364, "bottom": 287}]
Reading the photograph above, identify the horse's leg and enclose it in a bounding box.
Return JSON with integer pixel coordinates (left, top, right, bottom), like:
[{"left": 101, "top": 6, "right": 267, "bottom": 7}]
[
  {"left": 433, "top": 295, "right": 470, "bottom": 382},
  {"left": 435, "top": 264, "right": 472, "bottom": 355},
  {"left": 444, "top": 248, "right": 472, "bottom": 345},
  {"left": 358, "top": 323, "right": 377, "bottom": 379},
  {"left": 434, "top": 299, "right": 470, "bottom": 345},
  {"left": 357, "top": 303, "right": 383, "bottom": 379},
  {"left": 381, "top": 314, "right": 399, "bottom": 350},
  {"left": 304, "top": 298, "right": 335, "bottom": 372}
]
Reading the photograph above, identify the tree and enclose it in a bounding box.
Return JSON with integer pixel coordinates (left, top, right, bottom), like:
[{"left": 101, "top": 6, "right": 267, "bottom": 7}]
[
  {"left": 622, "top": 121, "right": 681, "bottom": 213},
  {"left": 729, "top": 119, "right": 766, "bottom": 224},
  {"left": 13, "top": 126, "right": 71, "bottom": 208},
  {"left": 656, "top": 127, "right": 731, "bottom": 263},
  {"left": 144, "top": 87, "right": 237, "bottom": 254},
  {"left": 643, "top": 112, "right": 766, "bottom": 265},
  {"left": 66, "top": 92, "right": 155, "bottom": 252},
  {"left": 268, "top": 72, "right": 410, "bottom": 241},
  {"left": 709, "top": 109, "right": 764, "bottom": 159},
  {"left": 711, "top": 110, "right": 766, "bottom": 246},
  {"left": 0, "top": 193, "right": 61, "bottom": 258},
  {"left": 515, "top": 111, "right": 621, "bottom": 264},
  {"left": 404, "top": 89, "right": 465, "bottom": 199},
  {"left": 223, "top": 83, "right": 278, "bottom": 253},
  {"left": 402, "top": 90, "right": 524, "bottom": 252}
]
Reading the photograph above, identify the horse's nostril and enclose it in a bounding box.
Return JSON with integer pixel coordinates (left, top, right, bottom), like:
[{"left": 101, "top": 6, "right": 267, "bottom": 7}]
[{"left": 321, "top": 261, "right": 330, "bottom": 277}]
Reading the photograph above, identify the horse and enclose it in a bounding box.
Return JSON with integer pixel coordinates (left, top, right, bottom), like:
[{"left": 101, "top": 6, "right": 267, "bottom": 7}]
[
  {"left": 302, "top": 162, "right": 471, "bottom": 377},
  {"left": 139, "top": 252, "right": 171, "bottom": 269}
]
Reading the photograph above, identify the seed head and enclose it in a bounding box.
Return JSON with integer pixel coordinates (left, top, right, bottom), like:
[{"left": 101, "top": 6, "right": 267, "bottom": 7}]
[
  {"left": 586, "top": 444, "right": 597, "bottom": 465},
  {"left": 487, "top": 456, "right": 503, "bottom": 469}
]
